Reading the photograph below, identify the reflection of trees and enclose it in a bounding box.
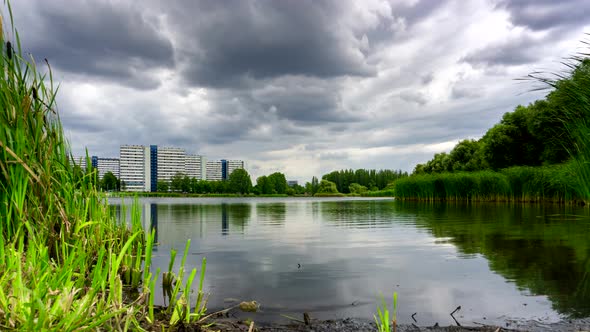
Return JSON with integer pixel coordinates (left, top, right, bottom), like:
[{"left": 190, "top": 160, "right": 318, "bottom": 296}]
[
  {"left": 319, "top": 201, "right": 396, "bottom": 228},
  {"left": 256, "top": 203, "right": 287, "bottom": 225},
  {"left": 394, "top": 201, "right": 590, "bottom": 318}
]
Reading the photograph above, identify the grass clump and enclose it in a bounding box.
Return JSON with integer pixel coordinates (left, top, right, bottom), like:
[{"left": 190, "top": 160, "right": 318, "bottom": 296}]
[
  {"left": 374, "top": 293, "right": 398, "bottom": 332},
  {"left": 0, "top": 3, "right": 208, "bottom": 330}
]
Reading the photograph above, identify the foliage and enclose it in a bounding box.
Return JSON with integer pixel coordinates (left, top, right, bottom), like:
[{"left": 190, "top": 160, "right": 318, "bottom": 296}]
[
  {"left": 317, "top": 179, "right": 339, "bottom": 194},
  {"left": 374, "top": 293, "right": 398, "bottom": 332},
  {"left": 100, "top": 171, "right": 120, "bottom": 191},
  {"left": 349, "top": 182, "right": 368, "bottom": 194},
  {"left": 255, "top": 172, "right": 288, "bottom": 194},
  {"left": 415, "top": 58, "right": 590, "bottom": 174},
  {"left": 322, "top": 169, "right": 408, "bottom": 193},
  {"left": 228, "top": 168, "right": 252, "bottom": 194},
  {"left": 394, "top": 163, "right": 580, "bottom": 202},
  {"left": 0, "top": 8, "right": 208, "bottom": 330}
]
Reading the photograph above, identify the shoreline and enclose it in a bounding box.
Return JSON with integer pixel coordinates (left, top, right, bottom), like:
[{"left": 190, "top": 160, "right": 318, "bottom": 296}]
[{"left": 204, "top": 317, "right": 590, "bottom": 332}]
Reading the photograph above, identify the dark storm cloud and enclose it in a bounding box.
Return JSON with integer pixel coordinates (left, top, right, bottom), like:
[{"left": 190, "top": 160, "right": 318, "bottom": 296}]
[
  {"left": 12, "top": 1, "right": 174, "bottom": 89},
  {"left": 252, "top": 80, "right": 358, "bottom": 123},
  {"left": 496, "top": 0, "right": 590, "bottom": 31},
  {"left": 164, "top": 0, "right": 376, "bottom": 87},
  {"left": 462, "top": 37, "right": 541, "bottom": 67}
]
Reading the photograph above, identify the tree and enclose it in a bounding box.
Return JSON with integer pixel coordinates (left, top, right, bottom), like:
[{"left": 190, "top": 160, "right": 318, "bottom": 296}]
[
  {"left": 268, "top": 172, "right": 287, "bottom": 194},
  {"left": 157, "top": 181, "right": 169, "bottom": 192},
  {"left": 170, "top": 172, "right": 187, "bottom": 192},
  {"left": 100, "top": 171, "right": 119, "bottom": 191},
  {"left": 317, "top": 180, "right": 339, "bottom": 194},
  {"left": 311, "top": 176, "right": 319, "bottom": 195},
  {"left": 349, "top": 183, "right": 367, "bottom": 194},
  {"left": 229, "top": 168, "right": 252, "bottom": 194}
]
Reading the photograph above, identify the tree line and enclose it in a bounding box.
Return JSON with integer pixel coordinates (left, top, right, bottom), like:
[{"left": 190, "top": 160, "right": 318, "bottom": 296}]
[
  {"left": 414, "top": 59, "right": 590, "bottom": 175},
  {"left": 321, "top": 169, "right": 408, "bottom": 193}
]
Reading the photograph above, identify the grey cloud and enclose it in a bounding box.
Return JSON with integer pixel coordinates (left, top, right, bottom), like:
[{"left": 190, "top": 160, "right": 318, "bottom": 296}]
[
  {"left": 164, "top": 0, "right": 376, "bottom": 87},
  {"left": 399, "top": 91, "right": 428, "bottom": 106},
  {"left": 451, "top": 85, "right": 482, "bottom": 100},
  {"left": 12, "top": 1, "right": 174, "bottom": 89},
  {"left": 496, "top": 0, "right": 590, "bottom": 31},
  {"left": 462, "top": 37, "right": 541, "bottom": 67}
]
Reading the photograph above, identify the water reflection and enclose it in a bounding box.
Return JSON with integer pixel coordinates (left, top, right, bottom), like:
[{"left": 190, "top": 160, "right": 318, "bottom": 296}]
[
  {"left": 394, "top": 201, "right": 590, "bottom": 318},
  {"left": 109, "top": 197, "right": 590, "bottom": 324}
]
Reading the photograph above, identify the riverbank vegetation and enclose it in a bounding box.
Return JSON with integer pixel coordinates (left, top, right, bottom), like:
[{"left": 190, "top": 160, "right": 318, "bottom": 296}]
[
  {"left": 396, "top": 46, "right": 590, "bottom": 203},
  {"left": 0, "top": 8, "right": 208, "bottom": 330}
]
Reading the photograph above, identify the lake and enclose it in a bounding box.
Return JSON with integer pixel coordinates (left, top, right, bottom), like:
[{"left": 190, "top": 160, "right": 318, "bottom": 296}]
[{"left": 109, "top": 197, "right": 590, "bottom": 326}]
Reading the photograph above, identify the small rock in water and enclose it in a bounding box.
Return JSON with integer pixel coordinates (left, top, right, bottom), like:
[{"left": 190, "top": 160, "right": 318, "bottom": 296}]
[{"left": 239, "top": 300, "right": 259, "bottom": 312}]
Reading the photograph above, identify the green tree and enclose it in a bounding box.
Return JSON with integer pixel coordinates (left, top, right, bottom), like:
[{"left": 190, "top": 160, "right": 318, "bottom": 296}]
[
  {"left": 317, "top": 179, "right": 339, "bottom": 194},
  {"left": 157, "top": 181, "right": 169, "bottom": 192},
  {"left": 229, "top": 168, "right": 252, "bottom": 194},
  {"left": 268, "top": 172, "right": 287, "bottom": 194},
  {"left": 349, "top": 183, "right": 368, "bottom": 194},
  {"left": 100, "top": 171, "right": 119, "bottom": 191}
]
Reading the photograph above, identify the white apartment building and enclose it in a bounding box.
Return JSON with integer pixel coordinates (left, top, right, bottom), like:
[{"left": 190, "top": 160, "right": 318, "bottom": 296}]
[
  {"left": 186, "top": 155, "right": 206, "bottom": 180},
  {"left": 206, "top": 160, "right": 223, "bottom": 181},
  {"left": 157, "top": 147, "right": 186, "bottom": 183},
  {"left": 94, "top": 157, "right": 120, "bottom": 180},
  {"left": 72, "top": 156, "right": 88, "bottom": 169},
  {"left": 226, "top": 160, "right": 245, "bottom": 178},
  {"left": 119, "top": 145, "right": 151, "bottom": 191}
]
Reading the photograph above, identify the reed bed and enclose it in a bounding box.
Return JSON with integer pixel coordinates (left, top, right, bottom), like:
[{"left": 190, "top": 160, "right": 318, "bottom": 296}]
[
  {"left": 0, "top": 4, "right": 207, "bottom": 330},
  {"left": 393, "top": 164, "right": 580, "bottom": 203}
]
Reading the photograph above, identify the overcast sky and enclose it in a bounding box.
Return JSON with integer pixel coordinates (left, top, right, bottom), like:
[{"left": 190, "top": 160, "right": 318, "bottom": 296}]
[{"left": 6, "top": 0, "right": 589, "bottom": 182}]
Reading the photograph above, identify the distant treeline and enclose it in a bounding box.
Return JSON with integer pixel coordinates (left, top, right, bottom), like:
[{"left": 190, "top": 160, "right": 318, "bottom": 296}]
[{"left": 321, "top": 169, "right": 408, "bottom": 194}]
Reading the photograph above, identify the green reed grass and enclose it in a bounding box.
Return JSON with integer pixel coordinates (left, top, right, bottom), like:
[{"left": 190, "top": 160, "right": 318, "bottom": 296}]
[
  {"left": 0, "top": 3, "right": 209, "bottom": 330},
  {"left": 374, "top": 292, "right": 398, "bottom": 332},
  {"left": 393, "top": 164, "right": 580, "bottom": 203}
]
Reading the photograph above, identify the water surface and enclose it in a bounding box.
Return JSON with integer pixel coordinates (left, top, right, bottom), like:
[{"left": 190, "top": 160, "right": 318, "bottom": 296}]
[{"left": 109, "top": 197, "right": 590, "bottom": 326}]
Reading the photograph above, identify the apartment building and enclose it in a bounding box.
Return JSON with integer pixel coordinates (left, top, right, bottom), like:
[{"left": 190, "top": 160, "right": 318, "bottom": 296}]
[
  {"left": 206, "top": 160, "right": 223, "bottom": 181},
  {"left": 186, "top": 155, "right": 206, "bottom": 180},
  {"left": 119, "top": 145, "right": 151, "bottom": 192},
  {"left": 225, "top": 160, "right": 245, "bottom": 179},
  {"left": 156, "top": 146, "right": 186, "bottom": 183},
  {"left": 91, "top": 156, "right": 120, "bottom": 180}
]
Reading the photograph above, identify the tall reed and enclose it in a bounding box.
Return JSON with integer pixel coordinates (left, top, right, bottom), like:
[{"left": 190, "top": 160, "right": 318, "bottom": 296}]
[{"left": 393, "top": 164, "right": 580, "bottom": 203}]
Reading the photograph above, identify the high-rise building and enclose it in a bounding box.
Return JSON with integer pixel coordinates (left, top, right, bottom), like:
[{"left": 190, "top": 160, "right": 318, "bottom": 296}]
[
  {"left": 91, "top": 156, "right": 120, "bottom": 180},
  {"left": 225, "top": 160, "right": 245, "bottom": 179},
  {"left": 206, "top": 160, "right": 223, "bottom": 181},
  {"left": 119, "top": 145, "right": 151, "bottom": 191},
  {"left": 186, "top": 155, "right": 206, "bottom": 180},
  {"left": 72, "top": 156, "right": 88, "bottom": 169},
  {"left": 156, "top": 146, "right": 186, "bottom": 183}
]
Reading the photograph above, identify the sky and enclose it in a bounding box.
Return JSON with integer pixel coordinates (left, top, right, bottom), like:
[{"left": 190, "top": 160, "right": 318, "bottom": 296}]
[{"left": 5, "top": 0, "right": 590, "bottom": 182}]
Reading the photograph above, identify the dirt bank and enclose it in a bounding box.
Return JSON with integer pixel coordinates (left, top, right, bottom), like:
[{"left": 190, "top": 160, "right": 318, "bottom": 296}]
[{"left": 207, "top": 317, "right": 590, "bottom": 332}]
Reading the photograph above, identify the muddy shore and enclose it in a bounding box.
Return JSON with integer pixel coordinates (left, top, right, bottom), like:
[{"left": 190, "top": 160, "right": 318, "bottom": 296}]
[{"left": 207, "top": 317, "right": 590, "bottom": 332}]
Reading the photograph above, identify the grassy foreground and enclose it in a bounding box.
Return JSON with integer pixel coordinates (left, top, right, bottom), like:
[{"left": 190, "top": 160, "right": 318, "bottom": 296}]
[{"left": 0, "top": 6, "right": 207, "bottom": 331}]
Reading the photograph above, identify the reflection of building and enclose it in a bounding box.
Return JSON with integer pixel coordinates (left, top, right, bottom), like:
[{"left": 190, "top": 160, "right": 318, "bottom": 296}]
[
  {"left": 91, "top": 156, "right": 120, "bottom": 180},
  {"left": 221, "top": 203, "right": 228, "bottom": 236},
  {"left": 186, "top": 155, "right": 206, "bottom": 180}
]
